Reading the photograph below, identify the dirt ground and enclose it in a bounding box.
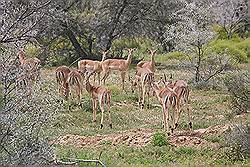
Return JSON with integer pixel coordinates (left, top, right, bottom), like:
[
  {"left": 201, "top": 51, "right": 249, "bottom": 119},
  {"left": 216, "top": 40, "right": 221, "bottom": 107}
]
[{"left": 52, "top": 124, "right": 230, "bottom": 148}]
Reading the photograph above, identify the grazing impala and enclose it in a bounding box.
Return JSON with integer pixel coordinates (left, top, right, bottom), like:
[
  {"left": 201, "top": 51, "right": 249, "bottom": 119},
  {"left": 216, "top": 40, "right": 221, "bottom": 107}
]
[
  {"left": 161, "top": 75, "right": 191, "bottom": 130},
  {"left": 151, "top": 81, "right": 177, "bottom": 135},
  {"left": 131, "top": 67, "right": 154, "bottom": 109},
  {"left": 78, "top": 51, "right": 108, "bottom": 85},
  {"left": 85, "top": 72, "right": 112, "bottom": 129},
  {"left": 66, "top": 68, "right": 85, "bottom": 106},
  {"left": 17, "top": 49, "right": 41, "bottom": 81},
  {"left": 55, "top": 66, "right": 71, "bottom": 100},
  {"left": 102, "top": 48, "right": 136, "bottom": 90},
  {"left": 136, "top": 49, "right": 157, "bottom": 72}
]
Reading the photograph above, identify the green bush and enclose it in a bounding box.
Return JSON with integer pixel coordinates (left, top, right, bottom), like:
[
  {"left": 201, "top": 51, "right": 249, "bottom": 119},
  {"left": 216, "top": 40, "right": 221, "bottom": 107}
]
[
  {"left": 236, "top": 38, "right": 250, "bottom": 58},
  {"left": 152, "top": 132, "right": 168, "bottom": 147},
  {"left": 175, "top": 147, "right": 197, "bottom": 156},
  {"left": 208, "top": 39, "right": 248, "bottom": 63}
]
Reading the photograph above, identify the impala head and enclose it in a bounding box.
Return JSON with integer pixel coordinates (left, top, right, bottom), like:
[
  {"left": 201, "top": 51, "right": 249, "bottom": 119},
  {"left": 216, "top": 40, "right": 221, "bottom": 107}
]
[
  {"left": 101, "top": 50, "right": 109, "bottom": 61},
  {"left": 130, "top": 78, "right": 138, "bottom": 93},
  {"left": 126, "top": 48, "right": 137, "bottom": 54},
  {"left": 148, "top": 49, "right": 157, "bottom": 56},
  {"left": 17, "top": 48, "right": 26, "bottom": 64},
  {"left": 161, "top": 74, "right": 172, "bottom": 87}
]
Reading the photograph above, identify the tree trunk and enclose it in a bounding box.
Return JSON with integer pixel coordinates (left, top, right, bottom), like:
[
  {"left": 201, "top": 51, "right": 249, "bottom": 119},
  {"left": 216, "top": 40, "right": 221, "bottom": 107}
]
[
  {"left": 65, "top": 28, "right": 95, "bottom": 60},
  {"left": 195, "top": 46, "right": 202, "bottom": 82}
]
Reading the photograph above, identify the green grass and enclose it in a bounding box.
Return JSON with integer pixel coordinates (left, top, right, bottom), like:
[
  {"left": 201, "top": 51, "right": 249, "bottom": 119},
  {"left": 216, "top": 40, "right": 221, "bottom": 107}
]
[{"left": 43, "top": 59, "right": 250, "bottom": 167}]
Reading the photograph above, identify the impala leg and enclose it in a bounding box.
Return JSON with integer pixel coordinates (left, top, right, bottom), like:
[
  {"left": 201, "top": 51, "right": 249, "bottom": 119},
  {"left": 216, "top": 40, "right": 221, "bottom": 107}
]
[
  {"left": 147, "top": 85, "right": 150, "bottom": 109},
  {"left": 121, "top": 71, "right": 126, "bottom": 91},
  {"left": 138, "top": 85, "right": 142, "bottom": 106},
  {"left": 141, "top": 84, "right": 146, "bottom": 109},
  {"left": 77, "top": 86, "right": 81, "bottom": 107},
  {"left": 175, "top": 100, "right": 181, "bottom": 129},
  {"left": 102, "top": 70, "right": 110, "bottom": 85},
  {"left": 97, "top": 72, "right": 101, "bottom": 85},
  {"left": 99, "top": 98, "right": 105, "bottom": 129},
  {"left": 162, "top": 105, "right": 166, "bottom": 130},
  {"left": 171, "top": 104, "right": 175, "bottom": 134},
  {"left": 92, "top": 99, "right": 97, "bottom": 122},
  {"left": 187, "top": 105, "right": 192, "bottom": 129},
  {"left": 166, "top": 107, "right": 170, "bottom": 135},
  {"left": 107, "top": 93, "right": 112, "bottom": 128}
]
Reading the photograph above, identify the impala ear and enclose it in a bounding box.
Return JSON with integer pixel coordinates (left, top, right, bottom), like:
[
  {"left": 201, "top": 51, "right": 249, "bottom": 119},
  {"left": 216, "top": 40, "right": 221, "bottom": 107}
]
[
  {"left": 163, "top": 74, "right": 167, "bottom": 83},
  {"left": 170, "top": 73, "right": 173, "bottom": 79}
]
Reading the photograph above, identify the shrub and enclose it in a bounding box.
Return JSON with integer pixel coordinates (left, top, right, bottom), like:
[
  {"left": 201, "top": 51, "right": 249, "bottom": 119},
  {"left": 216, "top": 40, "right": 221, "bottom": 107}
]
[
  {"left": 152, "top": 132, "right": 168, "bottom": 147},
  {"left": 0, "top": 47, "right": 62, "bottom": 166},
  {"left": 224, "top": 124, "right": 250, "bottom": 162},
  {"left": 175, "top": 147, "right": 197, "bottom": 156},
  {"left": 224, "top": 71, "right": 250, "bottom": 115},
  {"left": 209, "top": 39, "right": 248, "bottom": 63}
]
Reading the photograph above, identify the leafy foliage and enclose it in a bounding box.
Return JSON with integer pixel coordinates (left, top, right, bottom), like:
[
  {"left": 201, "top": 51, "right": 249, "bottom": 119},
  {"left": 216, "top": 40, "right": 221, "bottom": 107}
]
[{"left": 152, "top": 132, "right": 168, "bottom": 147}]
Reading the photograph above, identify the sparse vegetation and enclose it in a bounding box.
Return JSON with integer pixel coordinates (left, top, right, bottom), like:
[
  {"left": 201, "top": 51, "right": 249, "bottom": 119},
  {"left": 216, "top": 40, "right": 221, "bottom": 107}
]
[{"left": 1, "top": 0, "right": 249, "bottom": 166}]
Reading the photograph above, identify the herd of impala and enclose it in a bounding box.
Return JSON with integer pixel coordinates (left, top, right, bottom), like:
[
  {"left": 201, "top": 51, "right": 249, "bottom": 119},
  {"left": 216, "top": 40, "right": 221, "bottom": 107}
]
[{"left": 16, "top": 48, "right": 192, "bottom": 135}]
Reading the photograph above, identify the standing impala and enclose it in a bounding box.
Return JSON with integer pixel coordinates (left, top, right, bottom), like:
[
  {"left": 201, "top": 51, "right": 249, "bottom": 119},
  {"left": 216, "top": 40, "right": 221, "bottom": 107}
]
[
  {"left": 85, "top": 72, "right": 112, "bottom": 129},
  {"left": 55, "top": 66, "right": 71, "bottom": 100},
  {"left": 151, "top": 81, "right": 177, "bottom": 135},
  {"left": 78, "top": 51, "right": 108, "bottom": 85},
  {"left": 136, "top": 49, "right": 157, "bottom": 73},
  {"left": 67, "top": 68, "right": 85, "bottom": 106},
  {"left": 161, "top": 75, "right": 191, "bottom": 130},
  {"left": 17, "top": 49, "right": 41, "bottom": 81},
  {"left": 101, "top": 48, "right": 136, "bottom": 90},
  {"left": 131, "top": 67, "right": 154, "bottom": 109}
]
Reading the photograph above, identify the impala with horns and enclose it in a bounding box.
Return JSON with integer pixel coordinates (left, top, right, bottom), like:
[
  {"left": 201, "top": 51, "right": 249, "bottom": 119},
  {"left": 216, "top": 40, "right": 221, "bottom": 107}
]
[
  {"left": 102, "top": 48, "right": 136, "bottom": 90},
  {"left": 78, "top": 51, "right": 108, "bottom": 85},
  {"left": 85, "top": 72, "right": 112, "bottom": 129}
]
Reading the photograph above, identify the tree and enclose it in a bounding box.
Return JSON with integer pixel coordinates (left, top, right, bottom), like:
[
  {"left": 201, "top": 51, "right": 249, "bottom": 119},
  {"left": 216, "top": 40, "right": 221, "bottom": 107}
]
[
  {"left": 142, "top": 0, "right": 184, "bottom": 52},
  {"left": 0, "top": 46, "right": 62, "bottom": 166},
  {"left": 213, "top": 0, "right": 249, "bottom": 39}
]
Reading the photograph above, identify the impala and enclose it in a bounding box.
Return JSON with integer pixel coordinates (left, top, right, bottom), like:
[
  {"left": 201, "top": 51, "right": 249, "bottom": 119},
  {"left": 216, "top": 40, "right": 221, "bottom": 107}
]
[
  {"left": 131, "top": 67, "right": 154, "bottom": 109},
  {"left": 86, "top": 72, "right": 112, "bottom": 129},
  {"left": 136, "top": 49, "right": 157, "bottom": 73},
  {"left": 161, "top": 74, "right": 192, "bottom": 129},
  {"left": 66, "top": 68, "right": 85, "bottom": 106},
  {"left": 55, "top": 66, "right": 71, "bottom": 100},
  {"left": 151, "top": 81, "right": 177, "bottom": 135},
  {"left": 78, "top": 51, "right": 108, "bottom": 84},
  {"left": 17, "top": 49, "right": 41, "bottom": 81},
  {"left": 102, "top": 48, "right": 136, "bottom": 90}
]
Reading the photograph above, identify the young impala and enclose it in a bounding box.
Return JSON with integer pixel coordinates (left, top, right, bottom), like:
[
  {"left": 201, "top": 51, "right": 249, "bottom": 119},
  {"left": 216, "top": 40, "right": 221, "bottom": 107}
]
[
  {"left": 161, "top": 75, "right": 192, "bottom": 130},
  {"left": 55, "top": 66, "right": 71, "bottom": 100},
  {"left": 131, "top": 67, "right": 154, "bottom": 109},
  {"left": 151, "top": 81, "right": 177, "bottom": 135},
  {"left": 136, "top": 49, "right": 157, "bottom": 73},
  {"left": 78, "top": 51, "right": 108, "bottom": 85},
  {"left": 85, "top": 72, "right": 112, "bottom": 129},
  {"left": 101, "top": 48, "right": 136, "bottom": 90}
]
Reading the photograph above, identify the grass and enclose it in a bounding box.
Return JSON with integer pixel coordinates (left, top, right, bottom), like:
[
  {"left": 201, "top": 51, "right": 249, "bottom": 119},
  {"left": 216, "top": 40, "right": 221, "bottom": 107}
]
[{"left": 43, "top": 56, "right": 250, "bottom": 166}]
